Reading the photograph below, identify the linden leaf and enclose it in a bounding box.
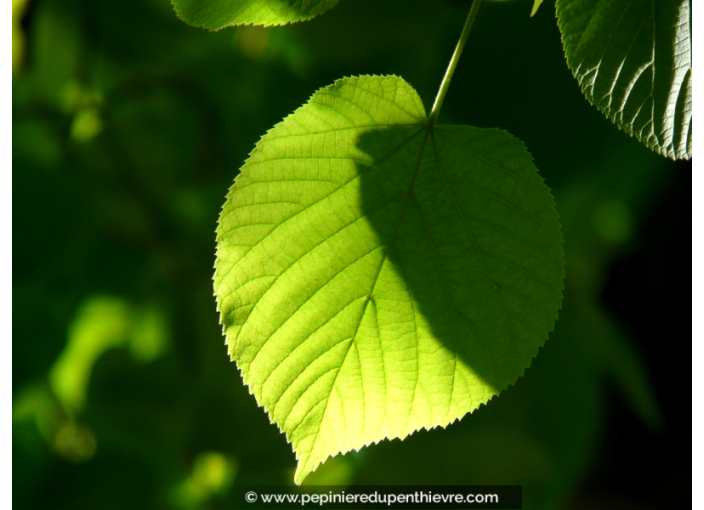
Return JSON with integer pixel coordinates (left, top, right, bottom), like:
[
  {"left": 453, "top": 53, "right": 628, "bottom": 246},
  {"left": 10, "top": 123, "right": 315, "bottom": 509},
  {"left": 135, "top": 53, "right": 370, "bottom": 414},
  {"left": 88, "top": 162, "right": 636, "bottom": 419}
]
[
  {"left": 172, "top": 0, "right": 339, "bottom": 30},
  {"left": 557, "top": 0, "right": 692, "bottom": 159},
  {"left": 214, "top": 75, "right": 565, "bottom": 484}
]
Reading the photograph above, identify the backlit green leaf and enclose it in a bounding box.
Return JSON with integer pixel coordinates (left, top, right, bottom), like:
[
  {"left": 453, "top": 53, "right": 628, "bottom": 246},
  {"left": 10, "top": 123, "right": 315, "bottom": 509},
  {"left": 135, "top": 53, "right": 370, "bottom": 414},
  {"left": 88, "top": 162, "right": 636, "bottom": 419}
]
[
  {"left": 172, "top": 0, "right": 339, "bottom": 30},
  {"left": 214, "top": 75, "right": 565, "bottom": 484},
  {"left": 557, "top": 0, "right": 692, "bottom": 159}
]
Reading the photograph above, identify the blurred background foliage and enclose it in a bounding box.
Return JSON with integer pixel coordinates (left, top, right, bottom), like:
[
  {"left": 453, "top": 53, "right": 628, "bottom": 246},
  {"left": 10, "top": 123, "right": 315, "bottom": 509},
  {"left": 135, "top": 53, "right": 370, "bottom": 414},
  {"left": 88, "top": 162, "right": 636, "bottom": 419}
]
[{"left": 12, "top": 0, "right": 690, "bottom": 509}]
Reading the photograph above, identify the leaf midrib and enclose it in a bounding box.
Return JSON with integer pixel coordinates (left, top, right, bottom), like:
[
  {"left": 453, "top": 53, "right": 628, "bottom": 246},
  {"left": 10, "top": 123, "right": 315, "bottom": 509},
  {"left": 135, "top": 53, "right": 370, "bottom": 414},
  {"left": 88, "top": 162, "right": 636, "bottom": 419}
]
[{"left": 302, "top": 123, "right": 433, "bottom": 471}]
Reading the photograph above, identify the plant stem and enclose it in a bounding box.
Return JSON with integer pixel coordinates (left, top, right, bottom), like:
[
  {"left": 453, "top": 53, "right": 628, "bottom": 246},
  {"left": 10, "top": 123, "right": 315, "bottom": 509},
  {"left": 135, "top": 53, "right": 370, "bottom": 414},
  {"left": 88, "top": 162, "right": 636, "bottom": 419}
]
[{"left": 427, "top": 0, "right": 483, "bottom": 127}]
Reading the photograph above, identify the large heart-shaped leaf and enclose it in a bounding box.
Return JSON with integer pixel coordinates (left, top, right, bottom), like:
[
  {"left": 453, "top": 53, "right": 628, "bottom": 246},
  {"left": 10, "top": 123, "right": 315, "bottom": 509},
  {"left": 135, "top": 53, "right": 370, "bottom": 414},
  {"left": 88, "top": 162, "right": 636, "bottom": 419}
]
[
  {"left": 172, "top": 0, "right": 339, "bottom": 29},
  {"left": 556, "top": 0, "right": 692, "bottom": 160},
  {"left": 215, "top": 75, "right": 565, "bottom": 484}
]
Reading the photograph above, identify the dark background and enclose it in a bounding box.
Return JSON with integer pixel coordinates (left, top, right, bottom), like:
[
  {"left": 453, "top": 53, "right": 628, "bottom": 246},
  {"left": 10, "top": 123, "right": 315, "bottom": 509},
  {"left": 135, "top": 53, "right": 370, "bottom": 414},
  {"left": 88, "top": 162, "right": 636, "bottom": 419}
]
[{"left": 12, "top": 0, "right": 691, "bottom": 509}]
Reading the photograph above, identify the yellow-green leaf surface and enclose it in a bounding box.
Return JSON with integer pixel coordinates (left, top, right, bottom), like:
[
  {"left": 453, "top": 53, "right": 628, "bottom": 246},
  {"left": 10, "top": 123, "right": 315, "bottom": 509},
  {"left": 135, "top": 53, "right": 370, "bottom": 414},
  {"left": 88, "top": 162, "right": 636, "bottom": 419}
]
[
  {"left": 172, "top": 0, "right": 339, "bottom": 29},
  {"left": 215, "top": 76, "right": 565, "bottom": 484},
  {"left": 557, "top": 0, "right": 692, "bottom": 159}
]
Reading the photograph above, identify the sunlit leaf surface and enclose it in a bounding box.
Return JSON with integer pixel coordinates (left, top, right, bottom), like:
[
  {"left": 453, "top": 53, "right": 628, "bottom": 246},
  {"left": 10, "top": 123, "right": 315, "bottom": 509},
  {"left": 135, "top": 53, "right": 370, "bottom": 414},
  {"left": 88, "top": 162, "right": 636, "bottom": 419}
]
[
  {"left": 172, "top": 0, "right": 339, "bottom": 29},
  {"left": 214, "top": 75, "right": 564, "bottom": 483}
]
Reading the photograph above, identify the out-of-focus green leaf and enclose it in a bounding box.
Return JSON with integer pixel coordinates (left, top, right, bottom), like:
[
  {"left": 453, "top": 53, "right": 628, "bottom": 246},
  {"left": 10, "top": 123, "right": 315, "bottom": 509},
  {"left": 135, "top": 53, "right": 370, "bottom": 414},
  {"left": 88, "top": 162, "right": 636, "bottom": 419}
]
[
  {"left": 24, "top": 0, "right": 83, "bottom": 106},
  {"left": 12, "top": 0, "right": 29, "bottom": 73},
  {"left": 172, "top": 0, "right": 340, "bottom": 30},
  {"left": 49, "top": 297, "right": 169, "bottom": 413},
  {"left": 578, "top": 299, "right": 661, "bottom": 430},
  {"left": 530, "top": 0, "right": 544, "bottom": 17},
  {"left": 70, "top": 109, "right": 103, "bottom": 142},
  {"left": 174, "top": 452, "right": 238, "bottom": 509},
  {"left": 214, "top": 75, "right": 565, "bottom": 484},
  {"left": 50, "top": 297, "right": 132, "bottom": 413},
  {"left": 556, "top": 0, "right": 692, "bottom": 159}
]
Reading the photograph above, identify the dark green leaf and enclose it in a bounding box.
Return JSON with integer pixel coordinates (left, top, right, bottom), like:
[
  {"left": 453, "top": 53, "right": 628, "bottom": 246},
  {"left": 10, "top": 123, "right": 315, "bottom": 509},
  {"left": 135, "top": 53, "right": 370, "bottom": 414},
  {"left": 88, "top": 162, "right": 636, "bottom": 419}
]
[{"left": 557, "top": 0, "right": 692, "bottom": 159}]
